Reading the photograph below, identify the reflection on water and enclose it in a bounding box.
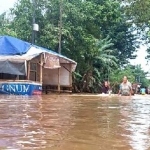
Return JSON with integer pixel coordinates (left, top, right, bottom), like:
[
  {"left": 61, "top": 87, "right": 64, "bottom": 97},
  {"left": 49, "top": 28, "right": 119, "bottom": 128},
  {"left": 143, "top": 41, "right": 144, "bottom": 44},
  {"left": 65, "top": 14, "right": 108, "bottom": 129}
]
[
  {"left": 0, "top": 94, "right": 149, "bottom": 150},
  {"left": 120, "top": 95, "right": 150, "bottom": 150}
]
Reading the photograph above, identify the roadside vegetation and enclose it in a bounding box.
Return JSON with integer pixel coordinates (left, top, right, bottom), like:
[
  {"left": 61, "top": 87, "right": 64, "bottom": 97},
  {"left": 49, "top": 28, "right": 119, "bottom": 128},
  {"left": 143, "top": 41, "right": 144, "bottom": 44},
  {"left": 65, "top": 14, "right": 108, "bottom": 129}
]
[{"left": 0, "top": 0, "right": 150, "bottom": 93}]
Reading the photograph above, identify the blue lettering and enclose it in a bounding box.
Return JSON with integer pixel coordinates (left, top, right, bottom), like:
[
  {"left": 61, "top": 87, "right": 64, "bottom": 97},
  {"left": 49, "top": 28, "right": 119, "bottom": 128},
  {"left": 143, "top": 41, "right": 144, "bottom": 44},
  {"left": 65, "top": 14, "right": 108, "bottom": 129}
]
[
  {"left": 23, "top": 85, "right": 30, "bottom": 92},
  {"left": 9, "top": 85, "right": 16, "bottom": 92},
  {"left": 6, "top": 85, "right": 9, "bottom": 91},
  {"left": 1, "top": 85, "right": 5, "bottom": 91},
  {"left": 16, "top": 85, "right": 22, "bottom": 92},
  {"left": 1, "top": 84, "right": 31, "bottom": 94}
]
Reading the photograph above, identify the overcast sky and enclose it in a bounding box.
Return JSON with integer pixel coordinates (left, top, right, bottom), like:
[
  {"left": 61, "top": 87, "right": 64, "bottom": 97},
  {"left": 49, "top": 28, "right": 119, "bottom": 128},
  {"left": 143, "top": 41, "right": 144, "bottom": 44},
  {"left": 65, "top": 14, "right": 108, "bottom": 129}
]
[
  {"left": 130, "top": 45, "right": 149, "bottom": 72},
  {"left": 0, "top": 0, "right": 17, "bottom": 14},
  {"left": 0, "top": 0, "right": 149, "bottom": 72}
]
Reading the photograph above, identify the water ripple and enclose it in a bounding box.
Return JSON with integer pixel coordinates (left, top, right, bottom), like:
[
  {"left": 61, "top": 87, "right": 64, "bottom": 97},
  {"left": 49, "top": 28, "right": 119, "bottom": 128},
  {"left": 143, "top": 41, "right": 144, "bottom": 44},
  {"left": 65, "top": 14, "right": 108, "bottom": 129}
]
[{"left": 0, "top": 95, "right": 149, "bottom": 150}]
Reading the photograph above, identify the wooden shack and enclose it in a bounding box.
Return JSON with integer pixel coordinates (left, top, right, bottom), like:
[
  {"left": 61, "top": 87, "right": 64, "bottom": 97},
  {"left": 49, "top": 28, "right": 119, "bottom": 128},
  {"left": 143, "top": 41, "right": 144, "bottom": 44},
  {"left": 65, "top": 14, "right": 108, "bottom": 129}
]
[
  {"left": 0, "top": 36, "right": 77, "bottom": 94},
  {"left": 27, "top": 51, "right": 76, "bottom": 93}
]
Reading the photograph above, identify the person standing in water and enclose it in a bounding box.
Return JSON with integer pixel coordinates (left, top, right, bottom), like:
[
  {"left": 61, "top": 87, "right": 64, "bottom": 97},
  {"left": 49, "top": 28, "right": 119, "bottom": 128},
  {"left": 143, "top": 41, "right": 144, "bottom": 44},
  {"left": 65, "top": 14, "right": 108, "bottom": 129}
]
[
  {"left": 140, "top": 87, "right": 146, "bottom": 95},
  {"left": 102, "top": 81, "right": 110, "bottom": 94},
  {"left": 118, "top": 76, "right": 132, "bottom": 96}
]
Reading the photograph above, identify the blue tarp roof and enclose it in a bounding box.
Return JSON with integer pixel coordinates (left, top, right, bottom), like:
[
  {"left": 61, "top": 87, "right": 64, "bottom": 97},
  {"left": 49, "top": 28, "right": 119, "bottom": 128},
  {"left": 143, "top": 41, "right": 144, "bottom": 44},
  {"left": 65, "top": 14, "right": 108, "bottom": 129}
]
[
  {"left": 0, "top": 35, "right": 76, "bottom": 63},
  {"left": 0, "top": 36, "right": 77, "bottom": 75},
  {"left": 0, "top": 36, "right": 31, "bottom": 55}
]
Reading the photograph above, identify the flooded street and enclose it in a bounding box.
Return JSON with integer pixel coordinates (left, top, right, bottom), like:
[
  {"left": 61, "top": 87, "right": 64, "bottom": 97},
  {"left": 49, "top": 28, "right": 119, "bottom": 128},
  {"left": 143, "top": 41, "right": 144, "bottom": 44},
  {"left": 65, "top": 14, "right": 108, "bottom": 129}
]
[{"left": 0, "top": 94, "right": 149, "bottom": 150}]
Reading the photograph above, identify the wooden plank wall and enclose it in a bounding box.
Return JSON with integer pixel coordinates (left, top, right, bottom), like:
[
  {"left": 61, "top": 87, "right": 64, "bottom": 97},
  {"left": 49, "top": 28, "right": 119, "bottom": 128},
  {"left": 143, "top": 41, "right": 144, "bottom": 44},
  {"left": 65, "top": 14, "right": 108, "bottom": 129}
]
[{"left": 42, "top": 63, "right": 71, "bottom": 86}]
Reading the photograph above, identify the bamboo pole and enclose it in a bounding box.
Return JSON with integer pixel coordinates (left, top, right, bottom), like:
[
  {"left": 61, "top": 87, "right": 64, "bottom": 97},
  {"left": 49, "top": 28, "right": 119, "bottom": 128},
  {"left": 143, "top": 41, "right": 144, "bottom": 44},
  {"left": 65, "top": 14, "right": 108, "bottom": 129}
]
[
  {"left": 27, "top": 61, "right": 30, "bottom": 80},
  {"left": 40, "top": 54, "right": 43, "bottom": 83},
  {"left": 58, "top": 68, "right": 60, "bottom": 92},
  {"left": 69, "top": 64, "right": 72, "bottom": 86},
  {"left": 69, "top": 64, "right": 72, "bottom": 92}
]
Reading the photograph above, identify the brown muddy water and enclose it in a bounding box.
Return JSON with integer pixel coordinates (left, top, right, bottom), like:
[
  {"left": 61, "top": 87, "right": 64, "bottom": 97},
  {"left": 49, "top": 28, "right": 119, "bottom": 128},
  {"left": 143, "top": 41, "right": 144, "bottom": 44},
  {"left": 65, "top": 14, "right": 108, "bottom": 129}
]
[{"left": 0, "top": 94, "right": 149, "bottom": 150}]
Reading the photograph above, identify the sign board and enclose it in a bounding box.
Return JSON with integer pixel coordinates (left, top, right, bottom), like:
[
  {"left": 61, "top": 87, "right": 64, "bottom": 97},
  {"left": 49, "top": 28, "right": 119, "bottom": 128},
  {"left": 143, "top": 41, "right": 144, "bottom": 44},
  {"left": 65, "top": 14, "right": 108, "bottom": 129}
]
[
  {"left": 0, "top": 82, "right": 42, "bottom": 95},
  {"left": 44, "top": 53, "right": 60, "bottom": 69}
]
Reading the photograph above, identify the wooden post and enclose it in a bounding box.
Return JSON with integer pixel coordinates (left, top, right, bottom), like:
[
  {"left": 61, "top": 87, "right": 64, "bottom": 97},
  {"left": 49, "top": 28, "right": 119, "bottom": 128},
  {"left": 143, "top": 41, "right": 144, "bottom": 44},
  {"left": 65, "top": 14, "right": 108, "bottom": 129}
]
[
  {"left": 69, "top": 64, "right": 72, "bottom": 85},
  {"left": 69, "top": 64, "right": 72, "bottom": 91},
  {"left": 27, "top": 61, "right": 30, "bottom": 80},
  {"left": 16, "top": 75, "right": 19, "bottom": 80},
  {"left": 58, "top": 68, "right": 60, "bottom": 92},
  {"left": 40, "top": 54, "right": 43, "bottom": 83}
]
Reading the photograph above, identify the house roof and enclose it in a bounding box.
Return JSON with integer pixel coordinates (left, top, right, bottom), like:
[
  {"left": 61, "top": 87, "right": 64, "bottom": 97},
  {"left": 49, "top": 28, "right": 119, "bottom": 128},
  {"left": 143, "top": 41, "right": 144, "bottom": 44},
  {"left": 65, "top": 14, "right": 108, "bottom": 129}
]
[
  {"left": 0, "top": 36, "right": 30, "bottom": 55},
  {"left": 0, "top": 35, "right": 77, "bottom": 65}
]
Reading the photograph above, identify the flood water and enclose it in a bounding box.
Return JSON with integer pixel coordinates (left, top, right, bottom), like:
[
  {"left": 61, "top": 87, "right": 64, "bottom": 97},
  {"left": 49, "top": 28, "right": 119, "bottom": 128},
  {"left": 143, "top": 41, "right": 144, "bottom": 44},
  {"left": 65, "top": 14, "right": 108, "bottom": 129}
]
[{"left": 0, "top": 94, "right": 150, "bottom": 150}]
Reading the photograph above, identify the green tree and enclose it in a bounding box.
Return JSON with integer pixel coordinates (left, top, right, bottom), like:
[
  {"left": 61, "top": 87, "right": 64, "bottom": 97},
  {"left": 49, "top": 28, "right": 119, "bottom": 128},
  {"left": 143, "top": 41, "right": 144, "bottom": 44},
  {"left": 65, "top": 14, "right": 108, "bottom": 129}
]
[
  {"left": 73, "top": 36, "right": 118, "bottom": 93},
  {"left": 133, "top": 65, "right": 150, "bottom": 87},
  {"left": 121, "top": 0, "right": 150, "bottom": 25},
  {"left": 9, "top": 0, "right": 137, "bottom": 60},
  {"left": 10, "top": 0, "right": 49, "bottom": 43},
  {"left": 0, "top": 12, "right": 17, "bottom": 36},
  {"left": 6, "top": 0, "right": 139, "bottom": 93},
  {"left": 119, "top": 0, "right": 150, "bottom": 58}
]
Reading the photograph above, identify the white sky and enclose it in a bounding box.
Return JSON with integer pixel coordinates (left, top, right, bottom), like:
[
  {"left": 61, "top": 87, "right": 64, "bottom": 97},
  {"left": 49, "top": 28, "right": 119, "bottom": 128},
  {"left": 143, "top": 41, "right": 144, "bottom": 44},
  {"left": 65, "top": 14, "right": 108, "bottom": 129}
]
[
  {"left": 0, "top": 0, "right": 17, "bottom": 14},
  {"left": 130, "top": 45, "right": 149, "bottom": 72},
  {"left": 0, "top": 0, "right": 149, "bottom": 73}
]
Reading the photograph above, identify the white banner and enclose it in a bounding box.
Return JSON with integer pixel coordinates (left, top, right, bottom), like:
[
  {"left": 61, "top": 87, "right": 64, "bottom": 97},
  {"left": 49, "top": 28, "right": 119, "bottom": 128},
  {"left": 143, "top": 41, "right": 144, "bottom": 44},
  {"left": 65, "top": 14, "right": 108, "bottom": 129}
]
[{"left": 44, "top": 53, "right": 60, "bottom": 69}]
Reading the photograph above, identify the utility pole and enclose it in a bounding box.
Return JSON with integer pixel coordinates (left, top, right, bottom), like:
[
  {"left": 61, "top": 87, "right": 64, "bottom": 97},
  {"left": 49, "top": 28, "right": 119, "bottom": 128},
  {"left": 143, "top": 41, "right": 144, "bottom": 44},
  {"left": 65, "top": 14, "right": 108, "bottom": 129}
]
[
  {"left": 31, "top": 0, "right": 39, "bottom": 44},
  {"left": 31, "top": 0, "right": 35, "bottom": 44},
  {"left": 58, "top": 0, "right": 63, "bottom": 54}
]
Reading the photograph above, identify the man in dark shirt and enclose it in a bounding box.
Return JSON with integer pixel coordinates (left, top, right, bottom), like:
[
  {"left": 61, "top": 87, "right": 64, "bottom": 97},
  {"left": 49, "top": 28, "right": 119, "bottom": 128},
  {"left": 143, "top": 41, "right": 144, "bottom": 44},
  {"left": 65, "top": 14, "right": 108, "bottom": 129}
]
[{"left": 102, "top": 81, "right": 109, "bottom": 94}]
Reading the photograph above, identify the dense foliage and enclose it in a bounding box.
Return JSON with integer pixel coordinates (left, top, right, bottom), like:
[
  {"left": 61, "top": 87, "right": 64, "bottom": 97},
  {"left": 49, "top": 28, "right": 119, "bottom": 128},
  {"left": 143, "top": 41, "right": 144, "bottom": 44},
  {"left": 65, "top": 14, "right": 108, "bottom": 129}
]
[
  {"left": 0, "top": 12, "right": 17, "bottom": 36},
  {"left": 121, "top": 0, "right": 150, "bottom": 25},
  {"left": 121, "top": 0, "right": 150, "bottom": 59},
  {"left": 0, "top": 0, "right": 150, "bottom": 93}
]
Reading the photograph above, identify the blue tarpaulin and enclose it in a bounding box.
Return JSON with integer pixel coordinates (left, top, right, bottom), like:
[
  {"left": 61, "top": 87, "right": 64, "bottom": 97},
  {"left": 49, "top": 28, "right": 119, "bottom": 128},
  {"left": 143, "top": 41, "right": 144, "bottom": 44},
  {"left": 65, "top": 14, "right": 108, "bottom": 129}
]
[
  {"left": 0, "top": 35, "right": 77, "bottom": 75},
  {"left": 0, "top": 35, "right": 75, "bottom": 61},
  {"left": 0, "top": 36, "right": 31, "bottom": 55}
]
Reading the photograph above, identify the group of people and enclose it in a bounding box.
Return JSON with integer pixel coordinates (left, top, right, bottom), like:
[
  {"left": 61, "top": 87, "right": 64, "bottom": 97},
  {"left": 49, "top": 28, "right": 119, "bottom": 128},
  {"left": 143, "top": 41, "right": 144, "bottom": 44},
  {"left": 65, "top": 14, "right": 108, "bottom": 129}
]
[{"left": 102, "top": 76, "right": 133, "bottom": 96}]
